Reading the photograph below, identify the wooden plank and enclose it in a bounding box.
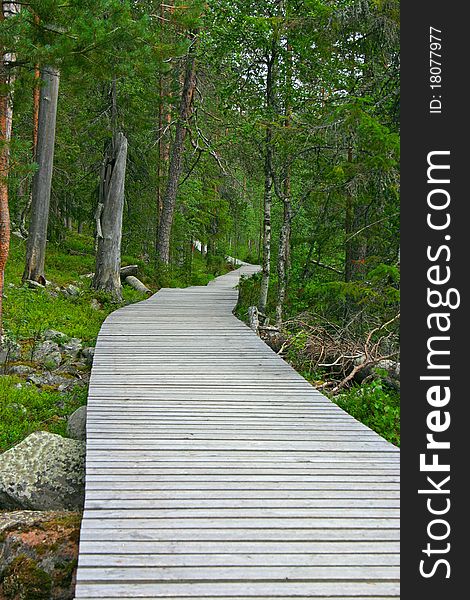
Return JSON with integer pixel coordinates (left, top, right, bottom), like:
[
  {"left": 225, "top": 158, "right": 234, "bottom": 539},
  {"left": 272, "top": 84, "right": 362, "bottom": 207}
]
[{"left": 75, "top": 263, "right": 400, "bottom": 599}]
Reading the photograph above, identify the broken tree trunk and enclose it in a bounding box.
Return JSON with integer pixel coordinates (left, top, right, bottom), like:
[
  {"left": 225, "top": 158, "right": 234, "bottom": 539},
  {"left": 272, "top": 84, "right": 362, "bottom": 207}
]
[
  {"left": 92, "top": 132, "right": 128, "bottom": 301},
  {"left": 23, "top": 66, "right": 60, "bottom": 283}
]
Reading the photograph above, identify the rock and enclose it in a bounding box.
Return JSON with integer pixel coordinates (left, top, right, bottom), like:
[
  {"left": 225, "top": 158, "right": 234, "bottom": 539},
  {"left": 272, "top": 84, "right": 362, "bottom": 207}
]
[
  {"left": 27, "top": 372, "right": 71, "bottom": 389},
  {"left": 61, "top": 284, "right": 80, "bottom": 298},
  {"left": 66, "top": 406, "right": 87, "bottom": 441},
  {"left": 6, "top": 403, "right": 27, "bottom": 416},
  {"left": 0, "top": 510, "right": 81, "bottom": 600},
  {"left": 43, "top": 329, "right": 68, "bottom": 344},
  {"left": 0, "top": 431, "right": 85, "bottom": 511},
  {"left": 32, "top": 340, "right": 62, "bottom": 369},
  {"left": 24, "top": 279, "right": 45, "bottom": 290},
  {"left": 8, "top": 364, "right": 34, "bottom": 376},
  {"left": 81, "top": 347, "right": 95, "bottom": 364},
  {"left": 61, "top": 338, "right": 82, "bottom": 359},
  {"left": 0, "top": 339, "right": 21, "bottom": 364},
  {"left": 90, "top": 298, "right": 102, "bottom": 310}
]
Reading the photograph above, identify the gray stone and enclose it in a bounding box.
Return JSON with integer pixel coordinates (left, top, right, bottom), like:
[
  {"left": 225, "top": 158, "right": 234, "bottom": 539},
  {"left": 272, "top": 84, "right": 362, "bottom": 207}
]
[
  {"left": 61, "top": 284, "right": 80, "bottom": 298},
  {"left": 0, "top": 431, "right": 85, "bottom": 510},
  {"left": 0, "top": 339, "right": 21, "bottom": 364},
  {"left": 61, "top": 337, "right": 82, "bottom": 358},
  {"left": 67, "top": 406, "right": 87, "bottom": 441},
  {"left": 24, "top": 279, "right": 45, "bottom": 290},
  {"left": 90, "top": 298, "right": 102, "bottom": 310},
  {"left": 32, "top": 340, "right": 62, "bottom": 368},
  {"left": 27, "top": 372, "right": 71, "bottom": 389},
  {"left": 81, "top": 347, "right": 95, "bottom": 364},
  {"left": 8, "top": 364, "right": 34, "bottom": 376},
  {"left": 7, "top": 403, "right": 27, "bottom": 416},
  {"left": 43, "top": 329, "right": 68, "bottom": 343}
]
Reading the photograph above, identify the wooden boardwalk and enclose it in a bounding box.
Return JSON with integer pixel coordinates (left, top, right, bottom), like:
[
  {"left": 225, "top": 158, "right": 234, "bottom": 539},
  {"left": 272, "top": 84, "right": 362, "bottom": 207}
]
[{"left": 75, "top": 263, "right": 400, "bottom": 599}]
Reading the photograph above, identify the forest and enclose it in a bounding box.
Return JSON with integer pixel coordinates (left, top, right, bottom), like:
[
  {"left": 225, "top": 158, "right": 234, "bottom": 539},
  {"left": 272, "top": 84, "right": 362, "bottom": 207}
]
[{"left": 1, "top": 0, "right": 400, "bottom": 449}]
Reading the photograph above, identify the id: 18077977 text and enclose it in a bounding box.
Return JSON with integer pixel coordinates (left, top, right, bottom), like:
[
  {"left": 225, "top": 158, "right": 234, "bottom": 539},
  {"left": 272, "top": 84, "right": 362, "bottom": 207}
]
[{"left": 429, "top": 27, "right": 443, "bottom": 114}]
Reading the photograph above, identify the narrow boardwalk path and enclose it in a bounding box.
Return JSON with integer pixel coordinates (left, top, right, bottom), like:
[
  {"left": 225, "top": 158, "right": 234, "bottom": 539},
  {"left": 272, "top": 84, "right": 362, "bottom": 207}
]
[{"left": 75, "top": 263, "right": 400, "bottom": 599}]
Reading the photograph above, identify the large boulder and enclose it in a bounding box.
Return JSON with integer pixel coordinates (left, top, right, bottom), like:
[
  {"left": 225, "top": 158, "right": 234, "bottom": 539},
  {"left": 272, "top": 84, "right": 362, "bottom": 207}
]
[
  {"left": 0, "top": 510, "right": 81, "bottom": 600},
  {"left": 66, "top": 406, "right": 87, "bottom": 441},
  {"left": 0, "top": 432, "right": 85, "bottom": 511}
]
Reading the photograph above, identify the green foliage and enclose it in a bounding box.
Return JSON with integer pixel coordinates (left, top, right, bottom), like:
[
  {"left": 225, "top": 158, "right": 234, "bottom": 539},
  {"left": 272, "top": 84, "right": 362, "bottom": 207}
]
[
  {"left": 0, "top": 378, "right": 87, "bottom": 452},
  {"left": 333, "top": 380, "right": 400, "bottom": 446}
]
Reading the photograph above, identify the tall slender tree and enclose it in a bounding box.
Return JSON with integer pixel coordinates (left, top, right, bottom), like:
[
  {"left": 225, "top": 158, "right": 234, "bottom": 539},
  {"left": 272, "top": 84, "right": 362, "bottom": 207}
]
[
  {"left": 23, "top": 66, "right": 60, "bottom": 283},
  {"left": 0, "top": 1, "right": 20, "bottom": 337},
  {"left": 156, "top": 34, "right": 197, "bottom": 265}
]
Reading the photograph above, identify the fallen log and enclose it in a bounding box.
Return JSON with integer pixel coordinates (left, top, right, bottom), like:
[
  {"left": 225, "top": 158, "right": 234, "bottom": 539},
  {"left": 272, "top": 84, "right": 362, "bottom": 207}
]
[
  {"left": 124, "top": 275, "right": 152, "bottom": 295},
  {"left": 80, "top": 265, "right": 139, "bottom": 280},
  {"left": 119, "top": 264, "right": 139, "bottom": 278}
]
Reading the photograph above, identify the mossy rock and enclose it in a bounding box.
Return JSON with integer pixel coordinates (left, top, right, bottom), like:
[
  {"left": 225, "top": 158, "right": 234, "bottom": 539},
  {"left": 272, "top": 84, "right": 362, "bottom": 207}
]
[{"left": 2, "top": 555, "right": 52, "bottom": 599}]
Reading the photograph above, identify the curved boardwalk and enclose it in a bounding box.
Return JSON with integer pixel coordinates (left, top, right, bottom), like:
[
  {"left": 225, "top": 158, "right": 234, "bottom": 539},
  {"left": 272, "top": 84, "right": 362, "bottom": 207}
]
[{"left": 75, "top": 263, "right": 400, "bottom": 599}]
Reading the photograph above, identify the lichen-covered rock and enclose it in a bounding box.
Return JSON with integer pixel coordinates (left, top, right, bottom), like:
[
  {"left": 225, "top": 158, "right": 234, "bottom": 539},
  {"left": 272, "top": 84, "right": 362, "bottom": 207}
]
[
  {"left": 26, "top": 372, "right": 71, "bottom": 390},
  {"left": 66, "top": 407, "right": 87, "bottom": 441},
  {"left": 80, "top": 347, "right": 95, "bottom": 365},
  {"left": 0, "top": 432, "right": 85, "bottom": 511},
  {"left": 32, "top": 341, "right": 62, "bottom": 369},
  {"left": 0, "top": 339, "right": 21, "bottom": 364},
  {"left": 90, "top": 298, "right": 102, "bottom": 311},
  {"left": 43, "top": 330, "right": 68, "bottom": 344},
  {"left": 7, "top": 365, "right": 34, "bottom": 376},
  {"left": 61, "top": 339, "right": 82, "bottom": 359},
  {"left": 0, "top": 510, "right": 81, "bottom": 600},
  {"left": 60, "top": 285, "right": 80, "bottom": 298}
]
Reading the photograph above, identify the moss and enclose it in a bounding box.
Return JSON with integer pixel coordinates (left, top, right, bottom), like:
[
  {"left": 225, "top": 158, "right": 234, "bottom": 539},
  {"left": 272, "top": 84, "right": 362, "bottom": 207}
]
[
  {"left": 41, "top": 513, "right": 82, "bottom": 531},
  {"left": 52, "top": 558, "right": 77, "bottom": 589},
  {"left": 2, "top": 555, "right": 52, "bottom": 600}
]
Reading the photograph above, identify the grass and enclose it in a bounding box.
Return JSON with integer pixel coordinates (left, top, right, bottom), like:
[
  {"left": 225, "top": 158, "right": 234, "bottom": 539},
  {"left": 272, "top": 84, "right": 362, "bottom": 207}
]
[
  {"left": 333, "top": 380, "right": 400, "bottom": 447},
  {"left": 2, "top": 232, "right": 231, "bottom": 452},
  {"left": 0, "top": 377, "right": 87, "bottom": 452}
]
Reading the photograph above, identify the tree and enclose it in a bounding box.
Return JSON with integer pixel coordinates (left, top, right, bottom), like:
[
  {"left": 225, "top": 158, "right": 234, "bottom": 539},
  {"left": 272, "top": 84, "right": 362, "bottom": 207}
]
[
  {"left": 156, "top": 33, "right": 198, "bottom": 265},
  {"left": 92, "top": 131, "right": 128, "bottom": 299},
  {"left": 0, "top": 1, "right": 20, "bottom": 337},
  {"left": 23, "top": 66, "right": 60, "bottom": 283}
]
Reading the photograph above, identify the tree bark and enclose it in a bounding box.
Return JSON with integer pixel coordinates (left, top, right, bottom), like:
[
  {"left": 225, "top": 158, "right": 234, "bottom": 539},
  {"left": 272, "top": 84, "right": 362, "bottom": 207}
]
[
  {"left": 0, "top": 2, "right": 20, "bottom": 337},
  {"left": 156, "top": 38, "right": 197, "bottom": 265},
  {"left": 276, "top": 193, "right": 292, "bottom": 327},
  {"left": 258, "top": 50, "right": 276, "bottom": 316},
  {"left": 23, "top": 66, "right": 60, "bottom": 283},
  {"left": 92, "top": 132, "right": 128, "bottom": 300},
  {"left": 275, "top": 34, "right": 292, "bottom": 328}
]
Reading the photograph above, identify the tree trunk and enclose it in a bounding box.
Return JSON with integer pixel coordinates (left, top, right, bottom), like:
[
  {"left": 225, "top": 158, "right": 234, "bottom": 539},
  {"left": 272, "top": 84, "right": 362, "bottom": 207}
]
[
  {"left": 92, "top": 132, "right": 128, "bottom": 300},
  {"left": 275, "top": 35, "right": 292, "bottom": 328},
  {"left": 0, "top": 2, "right": 20, "bottom": 338},
  {"left": 258, "top": 50, "right": 276, "bottom": 316},
  {"left": 23, "top": 66, "right": 60, "bottom": 283},
  {"left": 156, "top": 38, "right": 197, "bottom": 265},
  {"left": 18, "top": 17, "right": 40, "bottom": 236},
  {"left": 276, "top": 194, "right": 292, "bottom": 327}
]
